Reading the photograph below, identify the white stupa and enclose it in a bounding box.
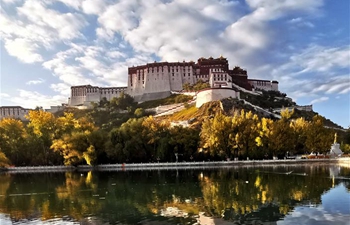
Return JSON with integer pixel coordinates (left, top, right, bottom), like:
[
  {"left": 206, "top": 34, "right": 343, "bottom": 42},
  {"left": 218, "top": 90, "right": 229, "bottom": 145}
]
[{"left": 330, "top": 133, "right": 343, "bottom": 157}]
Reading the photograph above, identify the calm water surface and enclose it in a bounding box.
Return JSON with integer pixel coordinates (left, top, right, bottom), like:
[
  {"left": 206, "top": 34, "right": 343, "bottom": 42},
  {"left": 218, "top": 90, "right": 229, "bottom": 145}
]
[{"left": 0, "top": 164, "right": 349, "bottom": 225}]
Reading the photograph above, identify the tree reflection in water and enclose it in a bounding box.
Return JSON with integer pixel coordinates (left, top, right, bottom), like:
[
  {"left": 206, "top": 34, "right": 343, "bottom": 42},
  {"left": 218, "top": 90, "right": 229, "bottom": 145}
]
[{"left": 0, "top": 165, "right": 349, "bottom": 224}]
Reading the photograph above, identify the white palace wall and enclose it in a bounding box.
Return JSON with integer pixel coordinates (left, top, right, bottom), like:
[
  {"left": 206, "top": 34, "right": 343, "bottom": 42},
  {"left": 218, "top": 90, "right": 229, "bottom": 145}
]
[
  {"left": 68, "top": 85, "right": 127, "bottom": 107},
  {"left": 196, "top": 88, "right": 240, "bottom": 108},
  {"left": 0, "top": 106, "right": 30, "bottom": 121},
  {"left": 248, "top": 80, "right": 279, "bottom": 91},
  {"left": 128, "top": 63, "right": 196, "bottom": 102}
]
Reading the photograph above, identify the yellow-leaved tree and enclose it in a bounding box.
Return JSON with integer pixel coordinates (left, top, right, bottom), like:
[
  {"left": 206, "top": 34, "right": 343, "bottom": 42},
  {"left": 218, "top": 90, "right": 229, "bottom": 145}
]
[
  {"left": 267, "top": 109, "right": 294, "bottom": 158},
  {"left": 290, "top": 117, "right": 309, "bottom": 154},
  {"left": 26, "top": 110, "right": 59, "bottom": 165},
  {"left": 231, "top": 110, "right": 260, "bottom": 159},
  {"left": 0, "top": 118, "right": 27, "bottom": 165},
  {"left": 305, "top": 115, "right": 333, "bottom": 154},
  {"left": 0, "top": 151, "right": 10, "bottom": 167},
  {"left": 255, "top": 117, "right": 274, "bottom": 158},
  {"left": 201, "top": 113, "right": 233, "bottom": 159},
  {"left": 51, "top": 113, "right": 97, "bottom": 165},
  {"left": 142, "top": 116, "right": 170, "bottom": 160}
]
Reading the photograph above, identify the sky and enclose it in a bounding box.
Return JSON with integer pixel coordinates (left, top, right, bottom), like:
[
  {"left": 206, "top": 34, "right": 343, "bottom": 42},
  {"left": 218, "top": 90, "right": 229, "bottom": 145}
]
[{"left": 0, "top": 0, "right": 349, "bottom": 128}]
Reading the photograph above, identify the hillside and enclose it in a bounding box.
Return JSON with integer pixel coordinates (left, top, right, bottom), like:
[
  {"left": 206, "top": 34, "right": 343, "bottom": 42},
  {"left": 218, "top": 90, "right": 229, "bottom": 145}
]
[
  {"left": 159, "top": 96, "right": 343, "bottom": 130},
  {"left": 55, "top": 89, "right": 343, "bottom": 131}
]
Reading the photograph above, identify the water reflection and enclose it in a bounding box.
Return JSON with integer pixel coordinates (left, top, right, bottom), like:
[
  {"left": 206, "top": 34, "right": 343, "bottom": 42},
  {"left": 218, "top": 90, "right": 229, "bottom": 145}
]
[
  {"left": 280, "top": 184, "right": 350, "bottom": 225},
  {"left": 0, "top": 165, "right": 349, "bottom": 224}
]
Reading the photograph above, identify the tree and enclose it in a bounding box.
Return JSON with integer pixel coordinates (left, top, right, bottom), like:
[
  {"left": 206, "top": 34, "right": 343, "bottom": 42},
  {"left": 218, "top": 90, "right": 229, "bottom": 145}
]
[
  {"left": 26, "top": 110, "right": 58, "bottom": 164},
  {"left": 51, "top": 113, "right": 98, "bottom": 165},
  {"left": 266, "top": 109, "right": 294, "bottom": 158},
  {"left": 107, "top": 118, "right": 150, "bottom": 162},
  {"left": 0, "top": 118, "right": 27, "bottom": 165},
  {"left": 201, "top": 113, "right": 233, "bottom": 159},
  {"left": 169, "top": 126, "right": 200, "bottom": 161},
  {"left": 142, "top": 116, "right": 170, "bottom": 161},
  {"left": 290, "top": 118, "right": 309, "bottom": 154},
  {"left": 305, "top": 115, "right": 333, "bottom": 155},
  {"left": 193, "top": 80, "right": 210, "bottom": 91},
  {"left": 134, "top": 108, "right": 145, "bottom": 118},
  {"left": 230, "top": 110, "right": 260, "bottom": 159},
  {"left": 255, "top": 117, "right": 274, "bottom": 158},
  {"left": 114, "top": 92, "right": 137, "bottom": 111},
  {"left": 182, "top": 83, "right": 192, "bottom": 92},
  {"left": 0, "top": 151, "right": 10, "bottom": 167}
]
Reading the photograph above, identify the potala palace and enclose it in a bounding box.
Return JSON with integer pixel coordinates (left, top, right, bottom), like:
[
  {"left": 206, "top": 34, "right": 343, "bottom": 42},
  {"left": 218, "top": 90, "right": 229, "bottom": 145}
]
[
  {"left": 2, "top": 56, "right": 292, "bottom": 121},
  {"left": 68, "top": 56, "right": 279, "bottom": 107}
]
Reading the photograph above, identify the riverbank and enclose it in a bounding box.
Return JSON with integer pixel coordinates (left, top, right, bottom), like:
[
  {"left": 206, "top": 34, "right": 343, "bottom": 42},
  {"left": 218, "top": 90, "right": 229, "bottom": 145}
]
[{"left": 2, "top": 157, "right": 350, "bottom": 173}]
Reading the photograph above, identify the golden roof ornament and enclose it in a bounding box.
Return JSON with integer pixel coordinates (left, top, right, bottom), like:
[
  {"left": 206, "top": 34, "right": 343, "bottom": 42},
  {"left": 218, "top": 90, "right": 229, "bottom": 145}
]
[{"left": 334, "top": 133, "right": 338, "bottom": 144}]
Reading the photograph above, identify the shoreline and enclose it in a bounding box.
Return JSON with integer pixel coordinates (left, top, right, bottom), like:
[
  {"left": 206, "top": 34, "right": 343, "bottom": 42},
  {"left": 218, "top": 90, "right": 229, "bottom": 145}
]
[{"left": 1, "top": 157, "right": 350, "bottom": 173}]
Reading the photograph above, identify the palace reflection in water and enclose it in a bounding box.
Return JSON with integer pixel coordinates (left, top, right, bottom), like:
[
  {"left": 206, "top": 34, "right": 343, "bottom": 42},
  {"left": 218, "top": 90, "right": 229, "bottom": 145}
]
[{"left": 0, "top": 164, "right": 349, "bottom": 225}]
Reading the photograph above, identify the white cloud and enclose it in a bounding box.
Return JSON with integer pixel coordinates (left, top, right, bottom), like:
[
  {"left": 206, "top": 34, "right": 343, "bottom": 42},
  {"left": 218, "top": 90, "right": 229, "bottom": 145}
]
[
  {"left": 42, "top": 43, "right": 152, "bottom": 93},
  {"left": 51, "top": 0, "right": 83, "bottom": 10},
  {"left": 4, "top": 38, "right": 44, "bottom": 63},
  {"left": 271, "top": 44, "right": 350, "bottom": 100},
  {"left": 106, "top": 50, "right": 127, "bottom": 59},
  {"left": 0, "top": 0, "right": 87, "bottom": 63},
  {"left": 289, "top": 46, "right": 350, "bottom": 73},
  {"left": 26, "top": 78, "right": 45, "bottom": 85},
  {"left": 50, "top": 83, "right": 71, "bottom": 96},
  {"left": 310, "top": 96, "right": 329, "bottom": 104},
  {"left": 91, "top": 0, "right": 325, "bottom": 70},
  {"left": 0, "top": 93, "right": 10, "bottom": 98},
  {"left": 2, "top": 0, "right": 20, "bottom": 4},
  {"left": 81, "top": 0, "right": 107, "bottom": 15},
  {"left": 2, "top": 90, "right": 66, "bottom": 109},
  {"left": 17, "top": 0, "right": 87, "bottom": 40},
  {"left": 288, "top": 17, "right": 315, "bottom": 28}
]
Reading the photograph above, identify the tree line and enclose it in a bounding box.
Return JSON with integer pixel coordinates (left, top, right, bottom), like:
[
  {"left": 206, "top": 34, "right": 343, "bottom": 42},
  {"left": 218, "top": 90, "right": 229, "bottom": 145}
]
[{"left": 0, "top": 99, "right": 349, "bottom": 167}]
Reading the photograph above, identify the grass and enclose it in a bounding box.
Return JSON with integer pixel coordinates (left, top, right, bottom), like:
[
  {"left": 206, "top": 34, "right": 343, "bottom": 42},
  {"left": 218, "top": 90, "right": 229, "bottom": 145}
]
[
  {"left": 167, "top": 105, "right": 198, "bottom": 121},
  {"left": 138, "top": 94, "right": 193, "bottom": 109}
]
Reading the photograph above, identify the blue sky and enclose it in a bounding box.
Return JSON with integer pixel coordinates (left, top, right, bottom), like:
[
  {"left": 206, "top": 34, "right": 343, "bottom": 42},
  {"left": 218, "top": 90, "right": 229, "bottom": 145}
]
[{"left": 0, "top": 0, "right": 349, "bottom": 128}]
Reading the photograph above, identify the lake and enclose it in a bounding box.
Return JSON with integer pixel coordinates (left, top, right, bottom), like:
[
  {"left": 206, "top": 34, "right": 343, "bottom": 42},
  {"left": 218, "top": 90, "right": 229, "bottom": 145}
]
[{"left": 0, "top": 164, "right": 349, "bottom": 225}]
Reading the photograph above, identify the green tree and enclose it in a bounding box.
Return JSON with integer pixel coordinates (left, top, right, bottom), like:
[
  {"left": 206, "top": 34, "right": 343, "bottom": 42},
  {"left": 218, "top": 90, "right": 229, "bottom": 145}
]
[
  {"left": 182, "top": 82, "right": 192, "bottom": 92},
  {"left": 107, "top": 118, "right": 150, "bottom": 162},
  {"left": 169, "top": 126, "right": 200, "bottom": 161},
  {"left": 193, "top": 80, "right": 210, "bottom": 91},
  {"left": 134, "top": 108, "right": 145, "bottom": 118}
]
